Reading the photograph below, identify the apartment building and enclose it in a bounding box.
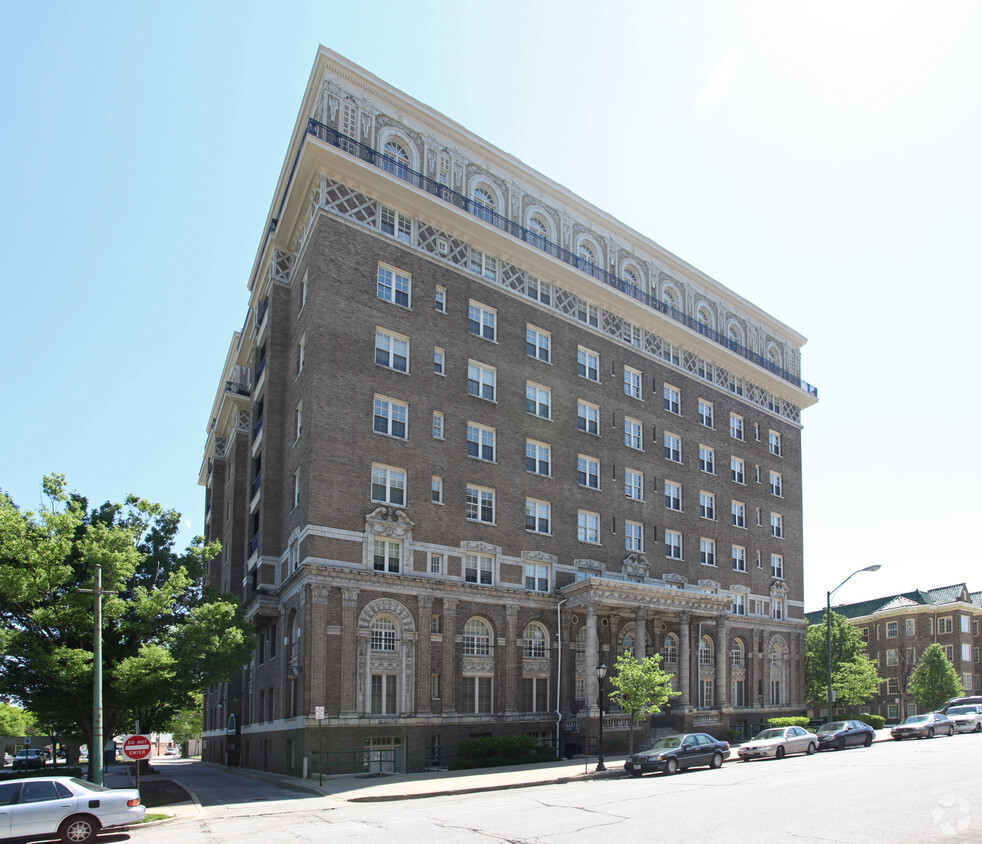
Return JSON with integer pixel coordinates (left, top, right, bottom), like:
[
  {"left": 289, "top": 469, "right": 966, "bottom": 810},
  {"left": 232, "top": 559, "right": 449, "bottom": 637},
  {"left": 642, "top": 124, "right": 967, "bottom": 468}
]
[{"left": 198, "top": 47, "right": 818, "bottom": 775}]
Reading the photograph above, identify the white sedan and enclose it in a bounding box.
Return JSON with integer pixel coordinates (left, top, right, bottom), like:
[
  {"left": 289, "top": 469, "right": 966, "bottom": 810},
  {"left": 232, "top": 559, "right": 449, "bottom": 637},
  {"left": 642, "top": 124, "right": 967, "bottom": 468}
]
[
  {"left": 946, "top": 705, "right": 982, "bottom": 733},
  {"left": 738, "top": 726, "right": 818, "bottom": 761},
  {"left": 0, "top": 775, "right": 144, "bottom": 843}
]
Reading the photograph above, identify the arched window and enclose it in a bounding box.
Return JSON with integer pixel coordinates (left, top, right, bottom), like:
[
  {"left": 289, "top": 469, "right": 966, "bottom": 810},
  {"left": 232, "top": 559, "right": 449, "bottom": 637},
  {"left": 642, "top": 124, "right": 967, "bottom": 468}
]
[
  {"left": 463, "top": 618, "right": 492, "bottom": 655},
  {"left": 767, "top": 343, "right": 782, "bottom": 370},
  {"left": 523, "top": 622, "right": 548, "bottom": 658},
  {"left": 526, "top": 214, "right": 549, "bottom": 249},
  {"left": 370, "top": 615, "right": 397, "bottom": 652},
  {"left": 471, "top": 186, "right": 496, "bottom": 223},
  {"left": 662, "top": 634, "right": 678, "bottom": 664},
  {"left": 696, "top": 305, "right": 713, "bottom": 335},
  {"left": 382, "top": 138, "right": 410, "bottom": 180},
  {"left": 623, "top": 266, "right": 640, "bottom": 289},
  {"left": 730, "top": 638, "right": 745, "bottom": 667},
  {"left": 577, "top": 240, "right": 598, "bottom": 272},
  {"left": 699, "top": 635, "right": 715, "bottom": 665},
  {"left": 662, "top": 287, "right": 678, "bottom": 311},
  {"left": 727, "top": 322, "right": 744, "bottom": 348},
  {"left": 622, "top": 633, "right": 635, "bottom": 655}
]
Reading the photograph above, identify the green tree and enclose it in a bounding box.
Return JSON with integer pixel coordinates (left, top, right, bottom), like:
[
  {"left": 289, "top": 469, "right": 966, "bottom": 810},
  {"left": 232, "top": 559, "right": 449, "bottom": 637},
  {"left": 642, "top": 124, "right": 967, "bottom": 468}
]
[
  {"left": 606, "top": 652, "right": 674, "bottom": 757},
  {"left": 805, "top": 612, "right": 881, "bottom": 711},
  {"left": 0, "top": 475, "right": 254, "bottom": 773},
  {"left": 0, "top": 701, "right": 36, "bottom": 737},
  {"left": 167, "top": 692, "right": 203, "bottom": 750},
  {"left": 908, "top": 643, "right": 962, "bottom": 713}
]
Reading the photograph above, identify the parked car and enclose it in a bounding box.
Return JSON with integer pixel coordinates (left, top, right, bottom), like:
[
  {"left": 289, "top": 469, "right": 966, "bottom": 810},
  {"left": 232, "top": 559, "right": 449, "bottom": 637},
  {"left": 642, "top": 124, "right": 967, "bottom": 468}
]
[
  {"left": 737, "top": 726, "right": 818, "bottom": 761},
  {"left": 891, "top": 712, "right": 955, "bottom": 740},
  {"left": 11, "top": 749, "right": 45, "bottom": 770},
  {"left": 816, "top": 720, "right": 876, "bottom": 751},
  {"left": 0, "top": 776, "right": 144, "bottom": 843},
  {"left": 625, "top": 733, "right": 730, "bottom": 776},
  {"left": 945, "top": 705, "right": 982, "bottom": 733},
  {"left": 939, "top": 695, "right": 982, "bottom": 714}
]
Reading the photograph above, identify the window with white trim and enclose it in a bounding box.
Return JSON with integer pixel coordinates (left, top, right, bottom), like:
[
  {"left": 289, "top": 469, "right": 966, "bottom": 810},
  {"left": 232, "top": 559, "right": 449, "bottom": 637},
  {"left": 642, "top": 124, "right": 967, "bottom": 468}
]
[
  {"left": 664, "top": 433, "right": 682, "bottom": 463},
  {"left": 578, "top": 510, "right": 600, "bottom": 544},
  {"left": 373, "top": 539, "right": 401, "bottom": 573},
  {"left": 524, "top": 566, "right": 550, "bottom": 594},
  {"left": 732, "top": 592, "right": 747, "bottom": 615},
  {"left": 432, "top": 411, "right": 444, "bottom": 439},
  {"left": 700, "top": 538, "right": 716, "bottom": 566},
  {"left": 375, "top": 329, "right": 409, "bottom": 372},
  {"left": 469, "top": 248, "right": 497, "bottom": 281},
  {"left": 578, "top": 400, "right": 600, "bottom": 435},
  {"left": 464, "top": 555, "right": 494, "bottom": 586},
  {"left": 370, "top": 674, "right": 398, "bottom": 715},
  {"left": 576, "top": 298, "right": 599, "bottom": 327},
  {"left": 466, "top": 423, "right": 496, "bottom": 461},
  {"left": 624, "top": 366, "right": 642, "bottom": 399},
  {"left": 625, "top": 469, "right": 643, "bottom": 501},
  {"left": 665, "top": 530, "right": 683, "bottom": 560},
  {"left": 698, "top": 399, "right": 714, "bottom": 428},
  {"left": 769, "top": 430, "right": 782, "bottom": 456},
  {"left": 526, "top": 382, "right": 552, "bottom": 419},
  {"left": 295, "top": 401, "right": 303, "bottom": 441},
  {"left": 377, "top": 264, "right": 411, "bottom": 307},
  {"left": 380, "top": 205, "right": 412, "bottom": 243},
  {"left": 699, "top": 445, "right": 715, "bottom": 474},
  {"left": 461, "top": 676, "right": 493, "bottom": 713},
  {"left": 298, "top": 333, "right": 306, "bottom": 374},
  {"left": 663, "top": 384, "right": 681, "bottom": 414},
  {"left": 771, "top": 553, "right": 784, "bottom": 579},
  {"left": 665, "top": 481, "right": 682, "bottom": 511},
  {"left": 661, "top": 342, "right": 680, "bottom": 366},
  {"left": 732, "top": 545, "right": 747, "bottom": 572},
  {"left": 770, "top": 513, "right": 784, "bottom": 538},
  {"left": 465, "top": 485, "right": 495, "bottom": 524},
  {"left": 938, "top": 616, "right": 953, "bottom": 634},
  {"left": 886, "top": 649, "right": 898, "bottom": 667},
  {"left": 527, "top": 276, "right": 551, "bottom": 305},
  {"left": 906, "top": 618, "right": 916, "bottom": 636},
  {"left": 435, "top": 286, "right": 447, "bottom": 313},
  {"left": 526, "top": 439, "right": 551, "bottom": 475},
  {"left": 431, "top": 476, "right": 443, "bottom": 504},
  {"left": 624, "top": 416, "right": 643, "bottom": 449},
  {"left": 373, "top": 395, "right": 407, "bottom": 439},
  {"left": 730, "top": 413, "right": 744, "bottom": 440},
  {"left": 625, "top": 520, "right": 644, "bottom": 552},
  {"left": 468, "top": 301, "right": 497, "bottom": 340},
  {"left": 943, "top": 644, "right": 954, "bottom": 662},
  {"left": 293, "top": 470, "right": 300, "bottom": 508},
  {"left": 731, "top": 501, "right": 746, "bottom": 528},
  {"left": 433, "top": 347, "right": 445, "bottom": 375},
  {"left": 770, "top": 471, "right": 783, "bottom": 497},
  {"left": 525, "top": 499, "right": 551, "bottom": 534},
  {"left": 698, "top": 491, "right": 716, "bottom": 521},
  {"left": 371, "top": 464, "right": 406, "bottom": 506},
  {"left": 578, "top": 455, "right": 600, "bottom": 489},
  {"left": 463, "top": 617, "right": 492, "bottom": 652},
  {"left": 577, "top": 347, "right": 599, "bottom": 381},
  {"left": 526, "top": 326, "right": 551, "bottom": 362},
  {"left": 730, "top": 456, "right": 745, "bottom": 484},
  {"left": 371, "top": 615, "right": 398, "bottom": 650},
  {"left": 429, "top": 553, "right": 443, "bottom": 574},
  {"left": 467, "top": 361, "right": 496, "bottom": 401}
]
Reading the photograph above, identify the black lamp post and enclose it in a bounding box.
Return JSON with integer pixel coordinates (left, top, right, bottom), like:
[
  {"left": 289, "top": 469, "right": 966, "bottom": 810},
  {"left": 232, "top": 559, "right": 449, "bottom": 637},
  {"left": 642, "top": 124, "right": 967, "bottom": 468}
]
[
  {"left": 595, "top": 662, "right": 608, "bottom": 772},
  {"left": 826, "top": 564, "right": 882, "bottom": 720}
]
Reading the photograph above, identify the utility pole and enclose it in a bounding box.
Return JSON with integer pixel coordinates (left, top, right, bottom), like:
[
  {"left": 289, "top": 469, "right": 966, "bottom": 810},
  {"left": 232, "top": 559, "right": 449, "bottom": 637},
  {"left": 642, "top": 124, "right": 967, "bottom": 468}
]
[{"left": 79, "top": 564, "right": 115, "bottom": 786}]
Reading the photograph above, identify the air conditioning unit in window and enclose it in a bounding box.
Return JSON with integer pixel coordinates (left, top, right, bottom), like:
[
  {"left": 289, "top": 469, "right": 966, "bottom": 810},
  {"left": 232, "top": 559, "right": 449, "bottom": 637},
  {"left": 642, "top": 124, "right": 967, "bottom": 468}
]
[{"left": 437, "top": 238, "right": 449, "bottom": 255}]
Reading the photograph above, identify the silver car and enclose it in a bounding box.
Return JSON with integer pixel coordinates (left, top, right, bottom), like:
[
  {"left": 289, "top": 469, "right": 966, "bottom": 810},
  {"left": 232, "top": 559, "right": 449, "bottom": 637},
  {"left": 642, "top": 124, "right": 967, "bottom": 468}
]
[
  {"left": 738, "top": 725, "right": 818, "bottom": 761},
  {"left": 0, "top": 776, "right": 144, "bottom": 843},
  {"left": 890, "top": 712, "right": 955, "bottom": 740},
  {"left": 946, "top": 704, "right": 982, "bottom": 733}
]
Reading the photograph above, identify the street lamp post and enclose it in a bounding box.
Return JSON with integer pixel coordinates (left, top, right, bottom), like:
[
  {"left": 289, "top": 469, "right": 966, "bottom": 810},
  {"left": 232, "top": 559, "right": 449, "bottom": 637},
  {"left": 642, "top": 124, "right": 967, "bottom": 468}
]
[
  {"left": 826, "top": 565, "right": 882, "bottom": 721},
  {"left": 79, "top": 563, "right": 115, "bottom": 786},
  {"left": 595, "top": 662, "right": 608, "bottom": 773}
]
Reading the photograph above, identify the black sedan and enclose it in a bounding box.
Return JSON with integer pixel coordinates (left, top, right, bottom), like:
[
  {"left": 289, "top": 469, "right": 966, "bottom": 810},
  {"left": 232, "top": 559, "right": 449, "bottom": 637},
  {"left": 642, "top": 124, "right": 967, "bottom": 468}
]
[
  {"left": 625, "top": 733, "right": 730, "bottom": 776},
  {"left": 815, "top": 720, "right": 876, "bottom": 751}
]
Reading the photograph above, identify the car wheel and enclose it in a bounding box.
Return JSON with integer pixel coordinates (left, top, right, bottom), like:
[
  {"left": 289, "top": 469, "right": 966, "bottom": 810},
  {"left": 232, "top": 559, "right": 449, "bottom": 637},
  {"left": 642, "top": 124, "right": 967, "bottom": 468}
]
[
  {"left": 630, "top": 770, "right": 642, "bottom": 778},
  {"left": 836, "top": 738, "right": 845, "bottom": 751},
  {"left": 947, "top": 727, "right": 954, "bottom": 737},
  {"left": 927, "top": 728, "right": 934, "bottom": 739},
  {"left": 806, "top": 742, "right": 816, "bottom": 755},
  {"left": 664, "top": 757, "right": 679, "bottom": 775},
  {"left": 60, "top": 815, "right": 100, "bottom": 844},
  {"left": 864, "top": 733, "right": 872, "bottom": 747},
  {"left": 775, "top": 745, "right": 786, "bottom": 760},
  {"left": 975, "top": 722, "right": 981, "bottom": 733},
  {"left": 710, "top": 752, "right": 724, "bottom": 769}
]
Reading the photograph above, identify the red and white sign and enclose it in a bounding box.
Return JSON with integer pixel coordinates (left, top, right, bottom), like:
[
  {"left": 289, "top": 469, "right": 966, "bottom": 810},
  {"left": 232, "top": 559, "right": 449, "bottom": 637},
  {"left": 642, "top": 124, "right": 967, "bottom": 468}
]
[{"left": 122, "top": 735, "right": 152, "bottom": 760}]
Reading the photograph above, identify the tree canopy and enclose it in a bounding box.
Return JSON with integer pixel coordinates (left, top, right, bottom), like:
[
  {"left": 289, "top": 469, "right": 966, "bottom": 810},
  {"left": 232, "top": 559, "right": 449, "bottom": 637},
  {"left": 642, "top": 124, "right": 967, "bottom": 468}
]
[
  {"left": 606, "top": 652, "right": 674, "bottom": 756},
  {"left": 805, "top": 611, "right": 881, "bottom": 711},
  {"left": 0, "top": 701, "right": 36, "bottom": 737},
  {"left": 0, "top": 474, "right": 254, "bottom": 752},
  {"left": 908, "top": 643, "right": 962, "bottom": 713}
]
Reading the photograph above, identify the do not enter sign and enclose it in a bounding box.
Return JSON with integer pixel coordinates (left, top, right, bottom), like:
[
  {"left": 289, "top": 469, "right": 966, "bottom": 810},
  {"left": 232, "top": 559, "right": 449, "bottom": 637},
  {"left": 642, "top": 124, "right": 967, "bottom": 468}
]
[{"left": 123, "top": 735, "right": 152, "bottom": 760}]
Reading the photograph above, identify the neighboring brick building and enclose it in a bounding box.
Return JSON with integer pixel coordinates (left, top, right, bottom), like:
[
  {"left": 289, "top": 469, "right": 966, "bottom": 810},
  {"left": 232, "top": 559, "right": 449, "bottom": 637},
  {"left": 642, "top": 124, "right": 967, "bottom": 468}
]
[
  {"left": 198, "top": 47, "right": 819, "bottom": 775},
  {"left": 805, "top": 584, "right": 982, "bottom": 721}
]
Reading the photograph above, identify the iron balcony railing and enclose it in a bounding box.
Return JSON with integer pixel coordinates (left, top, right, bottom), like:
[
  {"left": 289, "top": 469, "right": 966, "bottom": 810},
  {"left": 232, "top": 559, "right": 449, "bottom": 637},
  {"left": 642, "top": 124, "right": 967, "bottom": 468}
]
[
  {"left": 305, "top": 118, "right": 818, "bottom": 398},
  {"left": 225, "top": 380, "right": 250, "bottom": 398}
]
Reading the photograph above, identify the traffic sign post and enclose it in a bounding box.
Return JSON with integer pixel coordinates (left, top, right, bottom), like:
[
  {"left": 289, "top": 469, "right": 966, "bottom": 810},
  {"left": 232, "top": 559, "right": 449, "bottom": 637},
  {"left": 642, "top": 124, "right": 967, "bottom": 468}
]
[{"left": 122, "top": 735, "right": 151, "bottom": 793}]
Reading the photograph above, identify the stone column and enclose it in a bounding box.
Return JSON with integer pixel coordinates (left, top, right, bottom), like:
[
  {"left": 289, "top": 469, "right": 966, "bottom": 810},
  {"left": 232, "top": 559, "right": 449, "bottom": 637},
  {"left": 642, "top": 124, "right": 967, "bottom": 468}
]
[
  {"left": 340, "top": 588, "right": 359, "bottom": 716},
  {"left": 585, "top": 604, "right": 599, "bottom": 711},
  {"left": 678, "top": 611, "right": 691, "bottom": 707},
  {"left": 505, "top": 604, "right": 519, "bottom": 713},
  {"left": 442, "top": 599, "right": 458, "bottom": 715},
  {"left": 634, "top": 606, "right": 648, "bottom": 661},
  {"left": 715, "top": 618, "right": 729, "bottom": 709},
  {"left": 416, "top": 597, "right": 433, "bottom": 715},
  {"left": 310, "top": 586, "right": 331, "bottom": 712}
]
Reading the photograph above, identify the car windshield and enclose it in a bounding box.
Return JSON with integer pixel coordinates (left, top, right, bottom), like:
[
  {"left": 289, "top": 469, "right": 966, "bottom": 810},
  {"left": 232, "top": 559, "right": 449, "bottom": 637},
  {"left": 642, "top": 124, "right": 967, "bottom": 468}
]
[
  {"left": 904, "top": 715, "right": 929, "bottom": 724},
  {"left": 71, "top": 778, "right": 110, "bottom": 793},
  {"left": 947, "top": 706, "right": 976, "bottom": 715},
  {"left": 649, "top": 736, "right": 683, "bottom": 750},
  {"left": 753, "top": 729, "right": 786, "bottom": 740},
  {"left": 820, "top": 722, "right": 846, "bottom": 732}
]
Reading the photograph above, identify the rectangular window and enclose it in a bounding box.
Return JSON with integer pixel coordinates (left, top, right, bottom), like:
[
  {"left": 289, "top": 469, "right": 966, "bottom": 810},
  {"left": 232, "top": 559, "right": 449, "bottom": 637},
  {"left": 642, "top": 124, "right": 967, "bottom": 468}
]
[
  {"left": 939, "top": 617, "right": 953, "bottom": 634},
  {"left": 665, "top": 481, "right": 682, "bottom": 511},
  {"left": 885, "top": 621, "right": 898, "bottom": 639},
  {"left": 697, "top": 358, "right": 714, "bottom": 383},
  {"left": 906, "top": 618, "right": 915, "bottom": 636},
  {"left": 429, "top": 553, "right": 443, "bottom": 575},
  {"left": 625, "top": 469, "right": 644, "bottom": 501},
  {"left": 698, "top": 399, "right": 714, "bottom": 428},
  {"left": 523, "top": 677, "right": 550, "bottom": 712},
  {"left": 431, "top": 476, "right": 443, "bottom": 504},
  {"left": 664, "top": 433, "right": 682, "bottom": 463},
  {"left": 432, "top": 411, "right": 444, "bottom": 439},
  {"left": 661, "top": 342, "right": 680, "bottom": 366},
  {"left": 770, "top": 471, "right": 784, "bottom": 497},
  {"left": 525, "top": 499, "right": 551, "bottom": 534},
  {"left": 732, "top": 545, "right": 747, "bottom": 572},
  {"left": 468, "top": 301, "right": 497, "bottom": 340},
  {"left": 624, "top": 366, "right": 642, "bottom": 399},
  {"left": 467, "top": 361, "right": 497, "bottom": 401},
  {"left": 373, "top": 395, "right": 408, "bottom": 439},
  {"left": 665, "top": 530, "right": 683, "bottom": 560},
  {"left": 699, "top": 491, "right": 716, "bottom": 520},
  {"left": 370, "top": 674, "right": 398, "bottom": 715},
  {"left": 771, "top": 553, "right": 784, "bottom": 579},
  {"left": 860, "top": 628, "right": 869, "bottom": 643},
  {"left": 964, "top": 672, "right": 974, "bottom": 692},
  {"left": 699, "top": 445, "right": 715, "bottom": 474},
  {"left": 464, "top": 552, "right": 493, "bottom": 585},
  {"left": 769, "top": 430, "right": 783, "bottom": 456},
  {"left": 770, "top": 513, "right": 784, "bottom": 538},
  {"left": 526, "top": 439, "right": 551, "bottom": 475},
  {"left": 772, "top": 600, "right": 784, "bottom": 621},
  {"left": 732, "top": 593, "right": 747, "bottom": 616},
  {"left": 469, "top": 249, "right": 497, "bottom": 282},
  {"left": 434, "top": 285, "right": 447, "bottom": 313},
  {"left": 375, "top": 329, "right": 409, "bottom": 372},
  {"left": 431, "top": 672, "right": 441, "bottom": 699},
  {"left": 524, "top": 563, "right": 549, "bottom": 593},
  {"left": 731, "top": 501, "right": 746, "bottom": 528},
  {"left": 578, "top": 456, "right": 600, "bottom": 489},
  {"left": 465, "top": 486, "right": 495, "bottom": 524},
  {"left": 371, "top": 464, "right": 406, "bottom": 506},
  {"left": 730, "top": 457, "right": 745, "bottom": 484},
  {"left": 461, "top": 676, "right": 493, "bottom": 714},
  {"left": 373, "top": 539, "right": 401, "bottom": 573},
  {"left": 466, "top": 423, "right": 496, "bottom": 461},
  {"left": 624, "top": 416, "right": 643, "bottom": 449},
  {"left": 943, "top": 644, "right": 954, "bottom": 662},
  {"left": 730, "top": 413, "right": 744, "bottom": 440},
  {"left": 887, "top": 678, "right": 900, "bottom": 695},
  {"left": 576, "top": 298, "right": 599, "bottom": 327},
  {"left": 663, "top": 384, "right": 681, "bottom": 414},
  {"left": 525, "top": 382, "right": 552, "bottom": 418},
  {"left": 578, "top": 401, "right": 600, "bottom": 435},
  {"left": 625, "top": 520, "right": 644, "bottom": 552},
  {"left": 433, "top": 347, "right": 445, "bottom": 375},
  {"left": 380, "top": 205, "right": 412, "bottom": 243},
  {"left": 527, "top": 276, "right": 551, "bottom": 305},
  {"left": 293, "top": 470, "right": 300, "bottom": 508},
  {"left": 377, "top": 264, "right": 411, "bottom": 307},
  {"left": 962, "top": 615, "right": 972, "bottom": 634},
  {"left": 526, "top": 326, "right": 551, "bottom": 362},
  {"left": 578, "top": 510, "right": 600, "bottom": 544},
  {"left": 578, "top": 347, "right": 599, "bottom": 381},
  {"left": 885, "top": 649, "right": 898, "bottom": 667}
]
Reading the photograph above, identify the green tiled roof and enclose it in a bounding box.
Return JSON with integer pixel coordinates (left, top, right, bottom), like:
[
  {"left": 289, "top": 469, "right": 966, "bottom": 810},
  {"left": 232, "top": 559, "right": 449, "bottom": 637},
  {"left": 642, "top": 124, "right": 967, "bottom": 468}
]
[
  {"left": 804, "top": 587, "right": 947, "bottom": 626},
  {"left": 927, "top": 584, "right": 970, "bottom": 605}
]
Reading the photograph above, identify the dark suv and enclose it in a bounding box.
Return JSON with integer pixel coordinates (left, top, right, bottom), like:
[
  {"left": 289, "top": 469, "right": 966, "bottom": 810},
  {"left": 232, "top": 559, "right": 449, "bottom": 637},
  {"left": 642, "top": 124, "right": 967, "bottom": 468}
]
[{"left": 12, "top": 749, "right": 45, "bottom": 770}]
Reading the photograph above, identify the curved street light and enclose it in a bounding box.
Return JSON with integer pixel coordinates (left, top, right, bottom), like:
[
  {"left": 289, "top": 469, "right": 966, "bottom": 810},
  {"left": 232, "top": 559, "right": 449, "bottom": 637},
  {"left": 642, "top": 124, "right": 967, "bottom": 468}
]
[
  {"left": 826, "top": 565, "right": 882, "bottom": 720},
  {"left": 595, "top": 662, "right": 608, "bottom": 772}
]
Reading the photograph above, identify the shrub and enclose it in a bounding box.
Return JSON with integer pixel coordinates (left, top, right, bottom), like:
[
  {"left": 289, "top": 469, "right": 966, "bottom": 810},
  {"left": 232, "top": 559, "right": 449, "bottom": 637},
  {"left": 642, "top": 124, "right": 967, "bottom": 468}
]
[
  {"left": 455, "top": 734, "right": 538, "bottom": 762},
  {"left": 766, "top": 716, "right": 810, "bottom": 728},
  {"left": 856, "top": 714, "right": 885, "bottom": 730}
]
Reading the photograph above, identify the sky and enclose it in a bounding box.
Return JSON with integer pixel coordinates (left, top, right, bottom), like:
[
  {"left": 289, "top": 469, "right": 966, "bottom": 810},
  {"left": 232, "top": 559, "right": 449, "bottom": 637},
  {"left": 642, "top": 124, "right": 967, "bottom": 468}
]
[{"left": 2, "top": 0, "right": 980, "bottom": 613}]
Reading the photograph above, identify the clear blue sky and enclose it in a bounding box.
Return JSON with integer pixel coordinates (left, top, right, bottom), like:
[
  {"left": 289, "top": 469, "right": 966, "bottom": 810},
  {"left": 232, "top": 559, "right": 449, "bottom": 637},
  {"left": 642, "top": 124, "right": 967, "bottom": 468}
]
[{"left": 2, "top": 1, "right": 979, "bottom": 612}]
